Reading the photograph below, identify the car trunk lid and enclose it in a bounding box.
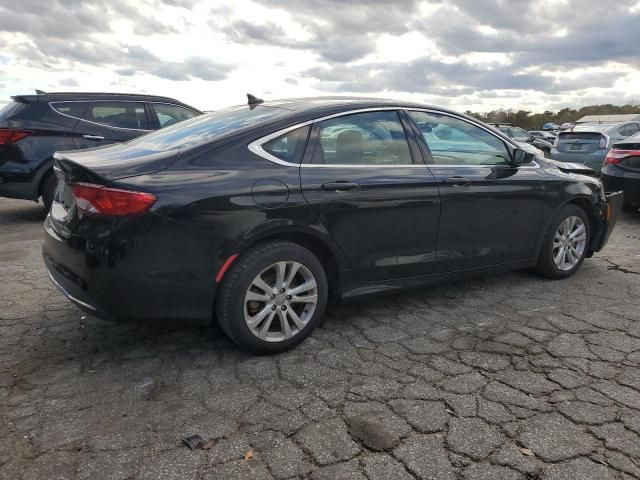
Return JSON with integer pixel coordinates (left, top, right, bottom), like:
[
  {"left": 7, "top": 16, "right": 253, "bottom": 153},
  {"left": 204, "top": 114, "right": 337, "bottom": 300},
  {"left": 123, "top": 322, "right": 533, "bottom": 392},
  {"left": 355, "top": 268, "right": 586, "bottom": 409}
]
[{"left": 50, "top": 143, "right": 174, "bottom": 236}]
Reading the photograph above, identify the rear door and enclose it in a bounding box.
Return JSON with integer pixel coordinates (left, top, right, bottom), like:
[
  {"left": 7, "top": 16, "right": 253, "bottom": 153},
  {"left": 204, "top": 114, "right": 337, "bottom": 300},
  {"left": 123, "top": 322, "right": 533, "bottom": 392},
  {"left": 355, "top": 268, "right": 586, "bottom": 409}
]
[
  {"left": 73, "top": 101, "right": 150, "bottom": 149},
  {"left": 407, "top": 110, "right": 544, "bottom": 272},
  {"left": 299, "top": 109, "right": 441, "bottom": 281}
]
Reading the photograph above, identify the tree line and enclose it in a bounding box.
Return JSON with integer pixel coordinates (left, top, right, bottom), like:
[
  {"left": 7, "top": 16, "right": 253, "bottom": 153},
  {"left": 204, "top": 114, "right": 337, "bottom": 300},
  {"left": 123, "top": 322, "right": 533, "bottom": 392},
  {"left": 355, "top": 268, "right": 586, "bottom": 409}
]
[{"left": 465, "top": 103, "right": 640, "bottom": 130}]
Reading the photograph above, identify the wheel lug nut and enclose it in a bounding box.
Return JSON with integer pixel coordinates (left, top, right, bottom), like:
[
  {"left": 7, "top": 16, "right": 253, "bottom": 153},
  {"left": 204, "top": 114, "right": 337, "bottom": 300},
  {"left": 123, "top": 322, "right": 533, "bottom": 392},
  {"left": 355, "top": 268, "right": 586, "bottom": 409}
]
[
  {"left": 271, "top": 305, "right": 277, "bottom": 310},
  {"left": 286, "top": 295, "right": 292, "bottom": 300},
  {"left": 280, "top": 288, "right": 285, "bottom": 293},
  {"left": 281, "top": 305, "right": 287, "bottom": 310}
]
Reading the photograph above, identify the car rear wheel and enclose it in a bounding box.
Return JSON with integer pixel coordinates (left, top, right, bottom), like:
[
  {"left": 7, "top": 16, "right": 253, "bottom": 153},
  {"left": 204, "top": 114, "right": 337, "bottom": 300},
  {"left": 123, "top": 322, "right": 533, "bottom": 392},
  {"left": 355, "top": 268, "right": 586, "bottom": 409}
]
[
  {"left": 216, "top": 241, "right": 328, "bottom": 354},
  {"left": 41, "top": 173, "right": 57, "bottom": 212},
  {"left": 535, "top": 204, "right": 590, "bottom": 279}
]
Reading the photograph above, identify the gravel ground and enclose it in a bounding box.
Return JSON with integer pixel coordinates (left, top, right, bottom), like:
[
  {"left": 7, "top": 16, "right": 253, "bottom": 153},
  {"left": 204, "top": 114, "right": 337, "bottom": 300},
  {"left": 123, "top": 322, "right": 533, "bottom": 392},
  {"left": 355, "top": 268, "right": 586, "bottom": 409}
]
[{"left": 1, "top": 198, "right": 639, "bottom": 480}]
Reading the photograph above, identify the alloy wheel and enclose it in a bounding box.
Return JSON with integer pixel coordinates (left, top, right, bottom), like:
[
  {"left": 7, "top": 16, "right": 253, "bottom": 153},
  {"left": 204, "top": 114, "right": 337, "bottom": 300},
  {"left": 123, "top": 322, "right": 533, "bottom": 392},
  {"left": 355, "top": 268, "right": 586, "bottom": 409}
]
[
  {"left": 552, "top": 215, "right": 587, "bottom": 271},
  {"left": 243, "top": 261, "right": 318, "bottom": 342}
]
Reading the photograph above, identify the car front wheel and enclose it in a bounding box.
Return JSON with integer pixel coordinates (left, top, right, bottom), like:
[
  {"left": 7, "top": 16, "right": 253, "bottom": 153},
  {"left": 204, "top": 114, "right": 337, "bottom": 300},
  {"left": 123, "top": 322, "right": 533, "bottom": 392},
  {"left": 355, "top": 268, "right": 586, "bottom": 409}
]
[
  {"left": 535, "top": 204, "right": 590, "bottom": 279},
  {"left": 216, "top": 241, "right": 328, "bottom": 354}
]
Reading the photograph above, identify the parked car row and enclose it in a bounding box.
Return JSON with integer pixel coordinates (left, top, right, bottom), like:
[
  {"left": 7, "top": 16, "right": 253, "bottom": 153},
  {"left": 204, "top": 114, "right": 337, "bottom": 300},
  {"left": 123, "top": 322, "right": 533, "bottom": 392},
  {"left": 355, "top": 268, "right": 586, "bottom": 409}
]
[{"left": 0, "top": 91, "right": 201, "bottom": 209}]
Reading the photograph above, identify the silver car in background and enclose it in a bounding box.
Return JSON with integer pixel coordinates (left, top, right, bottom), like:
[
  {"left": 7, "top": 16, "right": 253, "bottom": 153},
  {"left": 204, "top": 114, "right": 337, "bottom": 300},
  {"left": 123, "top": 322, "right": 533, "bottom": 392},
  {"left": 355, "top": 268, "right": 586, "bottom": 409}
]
[{"left": 551, "top": 121, "right": 640, "bottom": 172}]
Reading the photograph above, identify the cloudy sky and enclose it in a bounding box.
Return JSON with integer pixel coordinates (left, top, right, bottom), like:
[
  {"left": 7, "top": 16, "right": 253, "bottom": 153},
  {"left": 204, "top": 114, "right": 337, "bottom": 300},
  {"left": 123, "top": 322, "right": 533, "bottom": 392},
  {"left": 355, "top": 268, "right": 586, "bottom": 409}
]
[{"left": 1, "top": 0, "right": 639, "bottom": 113}]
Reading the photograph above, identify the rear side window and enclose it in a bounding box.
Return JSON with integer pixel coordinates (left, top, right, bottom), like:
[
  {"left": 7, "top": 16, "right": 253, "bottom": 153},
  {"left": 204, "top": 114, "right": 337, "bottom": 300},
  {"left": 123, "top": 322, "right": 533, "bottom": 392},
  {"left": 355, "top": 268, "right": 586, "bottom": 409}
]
[
  {"left": 0, "top": 101, "right": 27, "bottom": 120},
  {"left": 87, "top": 102, "right": 149, "bottom": 130},
  {"left": 263, "top": 126, "right": 310, "bottom": 164},
  {"left": 152, "top": 103, "right": 198, "bottom": 128},
  {"left": 315, "top": 111, "right": 413, "bottom": 165},
  {"left": 50, "top": 102, "right": 90, "bottom": 119}
]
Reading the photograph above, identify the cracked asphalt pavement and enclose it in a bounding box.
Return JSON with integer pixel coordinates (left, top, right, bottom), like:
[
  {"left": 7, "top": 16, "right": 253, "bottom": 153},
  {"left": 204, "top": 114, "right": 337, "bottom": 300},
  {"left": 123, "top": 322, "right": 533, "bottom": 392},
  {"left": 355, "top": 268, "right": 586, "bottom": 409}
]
[{"left": 1, "top": 198, "right": 640, "bottom": 480}]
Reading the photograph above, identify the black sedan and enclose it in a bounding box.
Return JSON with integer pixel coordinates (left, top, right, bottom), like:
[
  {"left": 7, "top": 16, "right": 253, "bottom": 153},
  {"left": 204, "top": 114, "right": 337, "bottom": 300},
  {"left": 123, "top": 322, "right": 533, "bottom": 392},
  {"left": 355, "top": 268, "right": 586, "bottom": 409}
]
[
  {"left": 602, "top": 132, "right": 640, "bottom": 210},
  {"left": 43, "top": 97, "right": 623, "bottom": 353}
]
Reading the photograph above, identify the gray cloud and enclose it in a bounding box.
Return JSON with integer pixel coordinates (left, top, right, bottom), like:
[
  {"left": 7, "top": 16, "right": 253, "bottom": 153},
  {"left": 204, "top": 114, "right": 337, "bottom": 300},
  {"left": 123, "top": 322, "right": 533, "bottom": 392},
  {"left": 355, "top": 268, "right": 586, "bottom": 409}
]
[
  {"left": 216, "top": 0, "right": 421, "bottom": 63},
  {"left": 304, "top": 58, "right": 623, "bottom": 95}
]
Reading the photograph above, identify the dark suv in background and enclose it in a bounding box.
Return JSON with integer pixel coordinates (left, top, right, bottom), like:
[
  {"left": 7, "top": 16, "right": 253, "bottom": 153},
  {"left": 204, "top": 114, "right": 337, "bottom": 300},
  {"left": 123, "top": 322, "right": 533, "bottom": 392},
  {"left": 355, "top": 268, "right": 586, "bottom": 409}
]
[{"left": 0, "top": 91, "right": 201, "bottom": 209}]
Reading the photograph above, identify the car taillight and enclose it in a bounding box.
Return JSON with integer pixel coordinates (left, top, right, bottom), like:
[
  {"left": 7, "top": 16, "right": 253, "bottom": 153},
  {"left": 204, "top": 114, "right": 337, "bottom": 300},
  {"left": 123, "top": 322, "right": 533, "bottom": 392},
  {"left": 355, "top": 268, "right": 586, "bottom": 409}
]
[
  {"left": 71, "top": 183, "right": 156, "bottom": 216},
  {"left": 598, "top": 134, "right": 609, "bottom": 149},
  {"left": 605, "top": 148, "right": 640, "bottom": 165},
  {"left": 0, "top": 128, "right": 32, "bottom": 145}
]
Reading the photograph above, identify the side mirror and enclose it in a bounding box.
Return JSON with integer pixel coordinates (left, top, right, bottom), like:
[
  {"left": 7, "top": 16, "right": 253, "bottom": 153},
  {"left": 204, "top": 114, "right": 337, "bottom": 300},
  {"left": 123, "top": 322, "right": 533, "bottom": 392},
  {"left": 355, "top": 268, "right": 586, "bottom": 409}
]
[
  {"left": 513, "top": 148, "right": 535, "bottom": 165},
  {"left": 530, "top": 135, "right": 536, "bottom": 142}
]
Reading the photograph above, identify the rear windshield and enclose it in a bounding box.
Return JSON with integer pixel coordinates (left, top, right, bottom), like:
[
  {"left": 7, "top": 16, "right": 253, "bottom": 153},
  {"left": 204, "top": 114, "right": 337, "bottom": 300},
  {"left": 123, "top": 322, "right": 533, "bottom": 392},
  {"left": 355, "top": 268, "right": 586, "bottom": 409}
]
[
  {"left": 0, "top": 101, "right": 27, "bottom": 120},
  {"left": 126, "top": 104, "right": 291, "bottom": 151}
]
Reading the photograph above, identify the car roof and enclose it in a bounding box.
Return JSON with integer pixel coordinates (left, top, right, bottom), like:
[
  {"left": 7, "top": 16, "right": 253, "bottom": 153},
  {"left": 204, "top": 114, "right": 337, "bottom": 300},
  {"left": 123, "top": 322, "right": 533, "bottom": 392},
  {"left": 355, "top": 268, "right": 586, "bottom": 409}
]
[
  {"left": 10, "top": 91, "right": 202, "bottom": 112},
  {"left": 255, "top": 96, "right": 451, "bottom": 115},
  {"left": 567, "top": 123, "right": 627, "bottom": 133}
]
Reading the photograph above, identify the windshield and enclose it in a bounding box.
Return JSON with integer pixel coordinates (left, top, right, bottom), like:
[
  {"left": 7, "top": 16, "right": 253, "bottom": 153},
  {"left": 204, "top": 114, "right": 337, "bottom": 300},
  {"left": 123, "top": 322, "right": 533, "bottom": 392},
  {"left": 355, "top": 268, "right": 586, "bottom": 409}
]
[
  {"left": 511, "top": 127, "right": 532, "bottom": 142},
  {"left": 126, "top": 104, "right": 291, "bottom": 152}
]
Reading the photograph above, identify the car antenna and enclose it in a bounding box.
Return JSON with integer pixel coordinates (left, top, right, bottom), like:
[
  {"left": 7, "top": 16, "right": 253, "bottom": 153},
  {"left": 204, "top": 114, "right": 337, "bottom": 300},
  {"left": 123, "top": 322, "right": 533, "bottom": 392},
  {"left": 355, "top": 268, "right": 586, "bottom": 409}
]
[
  {"left": 247, "top": 93, "right": 264, "bottom": 110},
  {"left": 35, "top": 89, "right": 46, "bottom": 95}
]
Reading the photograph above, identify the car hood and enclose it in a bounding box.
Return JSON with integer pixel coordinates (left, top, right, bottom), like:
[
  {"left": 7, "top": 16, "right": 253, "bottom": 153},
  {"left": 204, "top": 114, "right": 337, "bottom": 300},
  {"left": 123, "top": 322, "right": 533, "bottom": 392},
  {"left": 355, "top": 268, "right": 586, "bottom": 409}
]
[{"left": 541, "top": 158, "right": 599, "bottom": 177}]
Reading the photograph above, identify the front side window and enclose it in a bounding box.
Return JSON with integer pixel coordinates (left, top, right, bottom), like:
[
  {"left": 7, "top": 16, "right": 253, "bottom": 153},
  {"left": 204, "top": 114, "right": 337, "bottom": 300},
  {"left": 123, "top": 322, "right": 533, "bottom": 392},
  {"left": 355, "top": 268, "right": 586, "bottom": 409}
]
[
  {"left": 315, "top": 111, "right": 413, "bottom": 165},
  {"left": 262, "top": 125, "right": 311, "bottom": 164},
  {"left": 88, "top": 102, "right": 149, "bottom": 130},
  {"left": 409, "top": 111, "right": 511, "bottom": 166},
  {"left": 152, "top": 103, "right": 198, "bottom": 128}
]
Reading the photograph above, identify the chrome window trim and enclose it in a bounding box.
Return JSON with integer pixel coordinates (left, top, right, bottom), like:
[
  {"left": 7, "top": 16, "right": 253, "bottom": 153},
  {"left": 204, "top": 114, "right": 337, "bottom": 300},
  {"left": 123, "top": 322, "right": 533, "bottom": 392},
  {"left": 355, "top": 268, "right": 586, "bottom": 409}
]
[
  {"left": 49, "top": 100, "right": 154, "bottom": 132},
  {"left": 248, "top": 106, "right": 539, "bottom": 169}
]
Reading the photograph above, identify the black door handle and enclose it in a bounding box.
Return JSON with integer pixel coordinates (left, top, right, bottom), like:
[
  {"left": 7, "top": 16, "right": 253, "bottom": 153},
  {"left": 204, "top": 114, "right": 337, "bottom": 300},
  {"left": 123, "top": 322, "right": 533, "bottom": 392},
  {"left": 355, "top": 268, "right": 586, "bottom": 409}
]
[
  {"left": 445, "top": 176, "right": 471, "bottom": 187},
  {"left": 321, "top": 181, "right": 359, "bottom": 192}
]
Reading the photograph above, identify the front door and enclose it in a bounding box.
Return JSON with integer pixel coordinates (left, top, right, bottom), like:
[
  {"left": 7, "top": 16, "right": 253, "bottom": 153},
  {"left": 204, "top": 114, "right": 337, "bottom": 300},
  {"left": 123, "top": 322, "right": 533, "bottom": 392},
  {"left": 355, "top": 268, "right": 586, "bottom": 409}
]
[
  {"left": 406, "top": 110, "right": 544, "bottom": 272},
  {"left": 300, "top": 110, "right": 441, "bottom": 281}
]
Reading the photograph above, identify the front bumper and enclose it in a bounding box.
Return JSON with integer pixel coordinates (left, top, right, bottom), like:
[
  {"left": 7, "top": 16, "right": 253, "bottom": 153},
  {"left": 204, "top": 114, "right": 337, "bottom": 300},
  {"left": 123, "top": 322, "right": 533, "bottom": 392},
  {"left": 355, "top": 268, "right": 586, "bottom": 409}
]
[{"left": 593, "top": 191, "right": 624, "bottom": 252}]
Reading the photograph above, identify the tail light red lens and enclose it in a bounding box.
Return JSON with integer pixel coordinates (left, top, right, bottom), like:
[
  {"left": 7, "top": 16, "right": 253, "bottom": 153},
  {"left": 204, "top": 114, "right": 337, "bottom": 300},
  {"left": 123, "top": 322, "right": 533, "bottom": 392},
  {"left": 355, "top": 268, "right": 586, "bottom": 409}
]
[
  {"left": 605, "top": 148, "right": 640, "bottom": 165},
  {"left": 0, "top": 128, "right": 32, "bottom": 145},
  {"left": 71, "top": 183, "right": 156, "bottom": 216}
]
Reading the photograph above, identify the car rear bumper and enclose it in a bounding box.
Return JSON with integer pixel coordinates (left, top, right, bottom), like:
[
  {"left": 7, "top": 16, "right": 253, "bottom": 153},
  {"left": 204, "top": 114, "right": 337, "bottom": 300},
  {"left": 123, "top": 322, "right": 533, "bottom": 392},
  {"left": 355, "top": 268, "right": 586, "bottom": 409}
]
[
  {"left": 42, "top": 213, "right": 219, "bottom": 325},
  {"left": 602, "top": 170, "right": 640, "bottom": 205},
  {"left": 550, "top": 149, "right": 607, "bottom": 172}
]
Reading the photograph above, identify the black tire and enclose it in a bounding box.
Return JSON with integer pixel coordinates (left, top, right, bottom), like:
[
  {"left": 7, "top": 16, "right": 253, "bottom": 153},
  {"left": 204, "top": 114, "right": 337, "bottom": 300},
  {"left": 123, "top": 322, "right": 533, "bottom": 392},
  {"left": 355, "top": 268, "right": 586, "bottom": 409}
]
[
  {"left": 535, "top": 204, "right": 590, "bottom": 279},
  {"left": 41, "top": 173, "right": 57, "bottom": 212},
  {"left": 216, "top": 241, "right": 328, "bottom": 354}
]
